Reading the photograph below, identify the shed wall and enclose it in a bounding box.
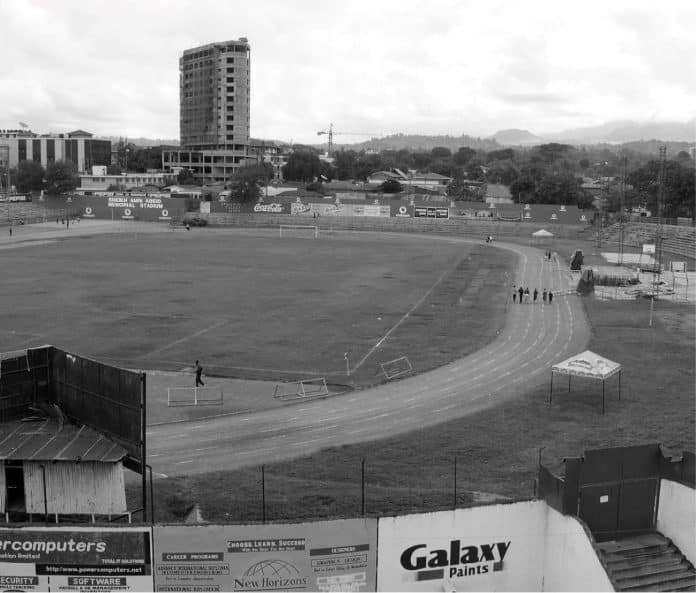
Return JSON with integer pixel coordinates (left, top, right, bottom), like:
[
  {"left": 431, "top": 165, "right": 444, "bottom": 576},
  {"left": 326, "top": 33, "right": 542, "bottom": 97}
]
[{"left": 23, "top": 461, "right": 126, "bottom": 514}]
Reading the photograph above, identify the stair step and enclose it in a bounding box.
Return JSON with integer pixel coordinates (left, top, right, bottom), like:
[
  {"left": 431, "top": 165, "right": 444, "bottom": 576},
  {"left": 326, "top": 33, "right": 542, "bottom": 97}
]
[
  {"left": 604, "top": 546, "right": 672, "bottom": 562},
  {"left": 618, "top": 569, "right": 696, "bottom": 591},
  {"left": 642, "top": 575, "right": 696, "bottom": 592},
  {"left": 606, "top": 550, "right": 681, "bottom": 566},
  {"left": 599, "top": 534, "right": 667, "bottom": 553},
  {"left": 613, "top": 558, "right": 688, "bottom": 577}
]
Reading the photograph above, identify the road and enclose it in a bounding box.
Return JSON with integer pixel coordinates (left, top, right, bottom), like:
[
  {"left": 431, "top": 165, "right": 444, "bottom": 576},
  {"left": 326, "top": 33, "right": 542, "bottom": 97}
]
[{"left": 146, "top": 239, "right": 590, "bottom": 477}]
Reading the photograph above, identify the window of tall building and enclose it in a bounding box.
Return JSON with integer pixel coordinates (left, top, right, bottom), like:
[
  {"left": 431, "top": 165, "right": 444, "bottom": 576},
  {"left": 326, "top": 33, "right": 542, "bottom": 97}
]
[{"left": 32, "top": 139, "right": 41, "bottom": 163}]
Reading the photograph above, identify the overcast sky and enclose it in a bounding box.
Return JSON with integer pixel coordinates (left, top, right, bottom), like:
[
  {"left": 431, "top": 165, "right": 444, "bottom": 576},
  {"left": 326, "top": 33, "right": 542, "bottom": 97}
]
[{"left": 1, "top": 0, "right": 694, "bottom": 144}]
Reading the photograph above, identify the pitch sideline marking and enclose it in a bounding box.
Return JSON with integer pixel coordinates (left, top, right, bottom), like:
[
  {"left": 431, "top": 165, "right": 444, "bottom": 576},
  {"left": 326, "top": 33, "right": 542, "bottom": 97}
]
[
  {"left": 142, "top": 319, "right": 230, "bottom": 357},
  {"left": 350, "top": 256, "right": 464, "bottom": 374}
]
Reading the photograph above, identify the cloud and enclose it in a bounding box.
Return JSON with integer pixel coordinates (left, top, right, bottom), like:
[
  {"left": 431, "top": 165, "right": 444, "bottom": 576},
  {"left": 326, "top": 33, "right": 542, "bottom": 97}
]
[{"left": 1, "top": 0, "right": 694, "bottom": 142}]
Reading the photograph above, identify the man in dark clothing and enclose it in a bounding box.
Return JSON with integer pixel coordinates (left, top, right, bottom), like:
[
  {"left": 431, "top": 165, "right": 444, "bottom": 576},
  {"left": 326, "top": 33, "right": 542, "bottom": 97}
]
[
  {"left": 533, "top": 288, "right": 538, "bottom": 303},
  {"left": 549, "top": 291, "right": 553, "bottom": 304},
  {"left": 518, "top": 286, "right": 524, "bottom": 304},
  {"left": 195, "top": 360, "right": 205, "bottom": 387}
]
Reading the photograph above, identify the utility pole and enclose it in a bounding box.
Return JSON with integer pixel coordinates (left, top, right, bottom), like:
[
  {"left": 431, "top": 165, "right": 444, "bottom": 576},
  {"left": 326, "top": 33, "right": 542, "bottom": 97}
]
[
  {"left": 618, "top": 155, "right": 627, "bottom": 266},
  {"left": 649, "top": 146, "right": 667, "bottom": 326}
]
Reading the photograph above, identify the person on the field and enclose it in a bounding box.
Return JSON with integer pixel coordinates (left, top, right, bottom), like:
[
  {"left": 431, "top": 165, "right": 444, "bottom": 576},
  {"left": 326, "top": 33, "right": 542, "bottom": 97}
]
[
  {"left": 533, "top": 288, "right": 538, "bottom": 303},
  {"left": 543, "top": 289, "right": 547, "bottom": 303},
  {"left": 518, "top": 286, "right": 524, "bottom": 304},
  {"left": 195, "top": 360, "right": 205, "bottom": 387},
  {"left": 548, "top": 290, "right": 554, "bottom": 304},
  {"left": 512, "top": 285, "right": 517, "bottom": 303},
  {"left": 524, "top": 287, "right": 530, "bottom": 304}
]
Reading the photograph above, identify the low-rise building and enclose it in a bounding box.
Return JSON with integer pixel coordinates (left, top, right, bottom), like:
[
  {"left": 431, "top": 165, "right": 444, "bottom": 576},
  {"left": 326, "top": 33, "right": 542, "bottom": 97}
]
[{"left": 0, "top": 129, "right": 111, "bottom": 173}]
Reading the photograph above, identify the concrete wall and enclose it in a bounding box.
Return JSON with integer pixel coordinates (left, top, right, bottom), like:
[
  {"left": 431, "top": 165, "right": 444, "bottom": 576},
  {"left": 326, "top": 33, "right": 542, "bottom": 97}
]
[
  {"left": 542, "top": 506, "right": 614, "bottom": 591},
  {"left": 377, "top": 501, "right": 547, "bottom": 591},
  {"left": 657, "top": 479, "right": 696, "bottom": 564}
]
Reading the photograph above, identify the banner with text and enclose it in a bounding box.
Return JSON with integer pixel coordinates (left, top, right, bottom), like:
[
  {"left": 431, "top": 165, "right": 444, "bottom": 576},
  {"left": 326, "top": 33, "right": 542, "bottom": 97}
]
[
  {"left": 289, "top": 199, "right": 389, "bottom": 218},
  {"left": 71, "top": 196, "right": 187, "bottom": 221},
  {"left": 413, "top": 206, "right": 450, "bottom": 219},
  {"left": 153, "top": 519, "right": 377, "bottom": 592},
  {"left": 0, "top": 526, "right": 153, "bottom": 592}
]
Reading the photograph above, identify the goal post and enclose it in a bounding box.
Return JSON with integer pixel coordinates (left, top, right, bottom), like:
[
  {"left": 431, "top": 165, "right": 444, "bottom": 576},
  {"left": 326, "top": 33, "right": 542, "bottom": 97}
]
[
  {"left": 279, "top": 224, "right": 319, "bottom": 238},
  {"left": 380, "top": 356, "right": 413, "bottom": 380},
  {"left": 273, "top": 377, "right": 329, "bottom": 401},
  {"left": 167, "top": 387, "right": 224, "bottom": 407}
]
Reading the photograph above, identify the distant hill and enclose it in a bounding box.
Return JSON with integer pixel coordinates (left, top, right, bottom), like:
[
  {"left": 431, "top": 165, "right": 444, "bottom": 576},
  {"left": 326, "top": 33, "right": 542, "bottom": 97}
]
[
  {"left": 103, "top": 136, "right": 180, "bottom": 147},
  {"left": 326, "top": 133, "right": 500, "bottom": 153},
  {"left": 490, "top": 129, "right": 545, "bottom": 146},
  {"left": 546, "top": 119, "right": 695, "bottom": 144}
]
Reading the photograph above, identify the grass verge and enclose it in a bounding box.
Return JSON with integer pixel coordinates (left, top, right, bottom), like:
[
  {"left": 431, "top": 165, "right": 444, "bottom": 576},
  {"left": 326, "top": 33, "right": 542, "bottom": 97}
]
[{"left": 131, "top": 293, "right": 694, "bottom": 523}]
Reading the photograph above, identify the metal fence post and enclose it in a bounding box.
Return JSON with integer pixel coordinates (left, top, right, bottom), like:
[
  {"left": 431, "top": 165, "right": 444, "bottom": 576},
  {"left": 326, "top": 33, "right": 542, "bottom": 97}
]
[
  {"left": 361, "top": 458, "right": 365, "bottom": 516},
  {"left": 261, "top": 465, "right": 266, "bottom": 524},
  {"left": 453, "top": 456, "right": 457, "bottom": 509}
]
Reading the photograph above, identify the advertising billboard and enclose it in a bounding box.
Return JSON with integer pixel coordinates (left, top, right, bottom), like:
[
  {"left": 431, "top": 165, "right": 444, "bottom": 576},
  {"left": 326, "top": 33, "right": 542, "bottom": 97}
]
[
  {"left": 0, "top": 527, "right": 153, "bottom": 592},
  {"left": 154, "top": 519, "right": 377, "bottom": 592},
  {"left": 414, "top": 206, "right": 449, "bottom": 218},
  {"left": 377, "top": 503, "right": 546, "bottom": 591}
]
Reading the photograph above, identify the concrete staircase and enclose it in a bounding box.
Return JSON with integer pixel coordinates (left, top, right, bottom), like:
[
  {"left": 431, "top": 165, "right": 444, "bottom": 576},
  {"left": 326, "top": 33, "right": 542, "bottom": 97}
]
[{"left": 598, "top": 532, "right": 696, "bottom": 591}]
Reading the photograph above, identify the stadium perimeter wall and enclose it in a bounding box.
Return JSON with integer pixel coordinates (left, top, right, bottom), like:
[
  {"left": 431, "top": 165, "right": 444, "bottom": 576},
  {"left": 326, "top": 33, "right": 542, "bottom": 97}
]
[
  {"left": 0, "top": 499, "right": 613, "bottom": 592},
  {"left": 656, "top": 479, "right": 696, "bottom": 564},
  {"left": 205, "top": 212, "right": 593, "bottom": 241}
]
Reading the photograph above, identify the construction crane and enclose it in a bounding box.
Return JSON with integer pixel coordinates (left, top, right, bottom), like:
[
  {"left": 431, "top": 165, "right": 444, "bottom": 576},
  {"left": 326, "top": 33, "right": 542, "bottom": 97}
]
[{"left": 317, "top": 123, "right": 380, "bottom": 156}]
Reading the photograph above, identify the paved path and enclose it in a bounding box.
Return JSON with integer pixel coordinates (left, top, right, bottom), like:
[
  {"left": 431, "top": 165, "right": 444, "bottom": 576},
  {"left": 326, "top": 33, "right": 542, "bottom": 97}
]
[{"left": 147, "top": 239, "right": 590, "bottom": 477}]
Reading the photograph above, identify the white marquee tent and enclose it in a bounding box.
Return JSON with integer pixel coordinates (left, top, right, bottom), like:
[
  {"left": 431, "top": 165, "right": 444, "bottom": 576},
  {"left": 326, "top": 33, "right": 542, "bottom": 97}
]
[{"left": 549, "top": 350, "right": 622, "bottom": 413}]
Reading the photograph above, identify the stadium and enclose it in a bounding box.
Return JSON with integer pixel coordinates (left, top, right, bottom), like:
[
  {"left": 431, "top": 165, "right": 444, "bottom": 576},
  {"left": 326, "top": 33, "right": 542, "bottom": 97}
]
[{"left": 0, "top": 202, "right": 694, "bottom": 591}]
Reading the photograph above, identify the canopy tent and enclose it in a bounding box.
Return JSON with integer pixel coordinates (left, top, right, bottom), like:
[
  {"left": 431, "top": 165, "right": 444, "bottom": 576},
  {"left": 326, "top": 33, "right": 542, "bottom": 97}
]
[
  {"left": 532, "top": 229, "right": 554, "bottom": 237},
  {"left": 549, "top": 350, "right": 622, "bottom": 413}
]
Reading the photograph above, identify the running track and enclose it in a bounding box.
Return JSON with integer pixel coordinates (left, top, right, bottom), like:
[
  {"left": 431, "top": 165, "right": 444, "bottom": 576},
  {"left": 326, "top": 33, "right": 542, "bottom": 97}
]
[{"left": 147, "top": 237, "right": 591, "bottom": 477}]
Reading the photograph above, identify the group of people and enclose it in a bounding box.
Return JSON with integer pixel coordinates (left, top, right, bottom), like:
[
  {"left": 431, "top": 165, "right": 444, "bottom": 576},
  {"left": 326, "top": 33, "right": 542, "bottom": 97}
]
[
  {"left": 57, "top": 217, "right": 80, "bottom": 228},
  {"left": 512, "top": 284, "right": 553, "bottom": 305},
  {"left": 544, "top": 250, "right": 553, "bottom": 260}
]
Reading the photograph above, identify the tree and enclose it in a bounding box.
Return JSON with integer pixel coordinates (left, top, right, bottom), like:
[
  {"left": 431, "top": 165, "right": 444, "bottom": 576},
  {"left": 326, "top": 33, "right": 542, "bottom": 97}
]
[
  {"left": 15, "top": 160, "right": 45, "bottom": 193},
  {"left": 486, "top": 148, "right": 515, "bottom": 163},
  {"left": 509, "top": 175, "right": 536, "bottom": 203},
  {"left": 454, "top": 147, "right": 476, "bottom": 166},
  {"left": 177, "top": 169, "right": 196, "bottom": 185},
  {"left": 535, "top": 172, "right": 584, "bottom": 204},
  {"left": 464, "top": 158, "right": 485, "bottom": 181},
  {"left": 431, "top": 146, "right": 451, "bottom": 159},
  {"left": 44, "top": 160, "right": 78, "bottom": 195},
  {"left": 282, "top": 150, "right": 322, "bottom": 182},
  {"left": 229, "top": 164, "right": 272, "bottom": 203}
]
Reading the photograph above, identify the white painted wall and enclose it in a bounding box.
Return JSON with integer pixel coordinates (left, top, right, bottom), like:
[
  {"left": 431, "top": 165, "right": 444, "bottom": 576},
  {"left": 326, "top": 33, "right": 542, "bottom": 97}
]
[
  {"left": 377, "top": 501, "right": 547, "bottom": 591},
  {"left": 657, "top": 479, "right": 696, "bottom": 564},
  {"left": 541, "top": 506, "right": 614, "bottom": 591}
]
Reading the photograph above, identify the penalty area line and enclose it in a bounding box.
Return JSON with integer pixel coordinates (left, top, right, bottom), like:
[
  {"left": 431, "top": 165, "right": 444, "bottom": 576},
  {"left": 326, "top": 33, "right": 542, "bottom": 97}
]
[
  {"left": 143, "top": 319, "right": 230, "bottom": 357},
  {"left": 351, "top": 256, "right": 462, "bottom": 374}
]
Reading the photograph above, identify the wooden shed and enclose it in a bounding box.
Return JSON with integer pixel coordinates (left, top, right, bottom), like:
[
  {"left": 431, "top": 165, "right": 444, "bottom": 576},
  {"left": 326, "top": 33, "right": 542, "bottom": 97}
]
[{"left": 0, "top": 417, "right": 128, "bottom": 516}]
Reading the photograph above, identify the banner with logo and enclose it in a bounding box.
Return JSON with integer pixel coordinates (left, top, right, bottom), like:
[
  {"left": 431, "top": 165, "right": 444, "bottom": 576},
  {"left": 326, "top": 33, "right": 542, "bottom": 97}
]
[
  {"left": 153, "top": 519, "right": 377, "bottom": 592},
  {"left": 390, "top": 203, "right": 412, "bottom": 218},
  {"left": 73, "top": 196, "right": 187, "bottom": 221},
  {"left": 289, "top": 199, "right": 389, "bottom": 218},
  {"left": 0, "top": 527, "right": 153, "bottom": 592},
  {"left": 377, "top": 503, "right": 546, "bottom": 591}
]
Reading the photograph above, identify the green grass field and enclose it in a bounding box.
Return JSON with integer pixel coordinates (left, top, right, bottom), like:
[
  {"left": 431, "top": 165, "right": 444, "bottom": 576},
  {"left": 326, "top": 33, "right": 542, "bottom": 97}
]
[
  {"left": 0, "top": 229, "right": 513, "bottom": 390},
  {"left": 128, "top": 241, "right": 695, "bottom": 523}
]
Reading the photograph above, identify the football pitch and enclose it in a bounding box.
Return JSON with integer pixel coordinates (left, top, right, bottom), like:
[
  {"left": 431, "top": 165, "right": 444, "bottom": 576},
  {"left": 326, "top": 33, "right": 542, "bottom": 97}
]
[{"left": 1, "top": 228, "right": 515, "bottom": 387}]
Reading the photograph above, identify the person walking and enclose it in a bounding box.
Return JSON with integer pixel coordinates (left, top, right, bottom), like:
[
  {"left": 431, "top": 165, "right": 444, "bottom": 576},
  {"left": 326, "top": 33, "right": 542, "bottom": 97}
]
[
  {"left": 533, "top": 288, "right": 538, "bottom": 303},
  {"left": 512, "top": 288, "right": 517, "bottom": 304},
  {"left": 524, "top": 287, "right": 530, "bottom": 304},
  {"left": 542, "top": 289, "right": 547, "bottom": 303},
  {"left": 518, "top": 286, "right": 524, "bottom": 304},
  {"left": 195, "top": 360, "right": 205, "bottom": 387},
  {"left": 548, "top": 290, "right": 554, "bottom": 304},
  {"left": 9, "top": 227, "right": 12, "bottom": 237}
]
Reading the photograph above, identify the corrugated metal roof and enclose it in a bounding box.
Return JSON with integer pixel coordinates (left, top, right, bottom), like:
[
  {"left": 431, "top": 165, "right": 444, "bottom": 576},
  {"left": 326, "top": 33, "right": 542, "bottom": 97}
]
[{"left": 0, "top": 419, "right": 127, "bottom": 462}]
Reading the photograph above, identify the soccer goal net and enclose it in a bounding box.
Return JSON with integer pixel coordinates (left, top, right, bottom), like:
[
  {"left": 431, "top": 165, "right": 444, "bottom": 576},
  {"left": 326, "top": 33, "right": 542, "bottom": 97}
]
[
  {"left": 167, "top": 387, "right": 224, "bottom": 407},
  {"left": 279, "top": 224, "right": 319, "bottom": 239},
  {"left": 273, "top": 377, "right": 329, "bottom": 401},
  {"left": 380, "top": 356, "right": 413, "bottom": 380}
]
